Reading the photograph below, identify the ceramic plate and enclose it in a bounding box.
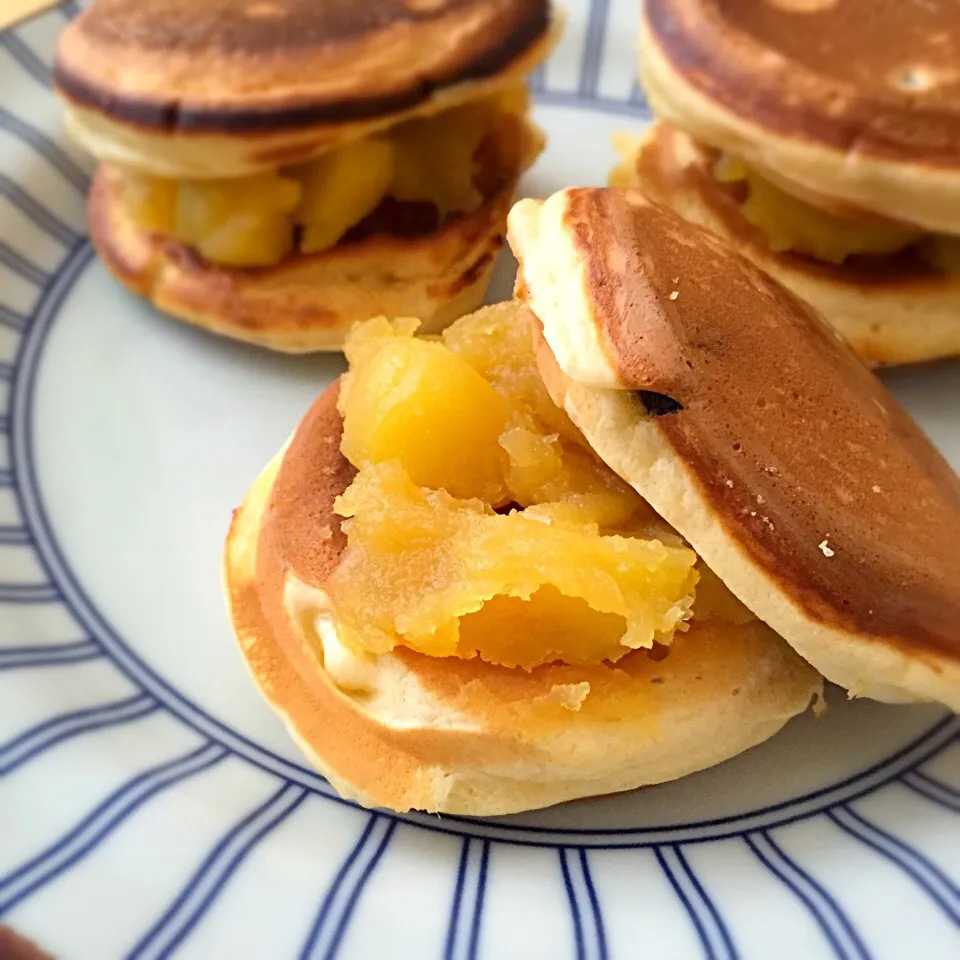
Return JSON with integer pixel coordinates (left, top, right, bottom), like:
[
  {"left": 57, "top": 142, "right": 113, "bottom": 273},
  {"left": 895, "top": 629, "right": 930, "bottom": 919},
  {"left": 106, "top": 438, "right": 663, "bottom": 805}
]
[{"left": 1, "top": 2, "right": 959, "bottom": 958}]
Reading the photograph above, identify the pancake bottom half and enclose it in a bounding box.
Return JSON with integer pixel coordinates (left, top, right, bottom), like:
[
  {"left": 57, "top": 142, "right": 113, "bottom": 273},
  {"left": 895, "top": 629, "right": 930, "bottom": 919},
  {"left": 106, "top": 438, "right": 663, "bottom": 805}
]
[
  {"left": 614, "top": 123, "right": 960, "bottom": 367},
  {"left": 90, "top": 160, "right": 521, "bottom": 353},
  {"left": 225, "top": 378, "right": 820, "bottom": 816}
]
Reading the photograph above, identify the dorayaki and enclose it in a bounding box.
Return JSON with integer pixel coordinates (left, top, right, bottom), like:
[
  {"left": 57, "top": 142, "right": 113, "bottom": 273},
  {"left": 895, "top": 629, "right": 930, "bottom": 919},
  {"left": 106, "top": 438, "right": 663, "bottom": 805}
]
[
  {"left": 55, "top": 0, "right": 559, "bottom": 351},
  {"left": 624, "top": 0, "right": 960, "bottom": 366},
  {"left": 224, "top": 189, "right": 960, "bottom": 816}
]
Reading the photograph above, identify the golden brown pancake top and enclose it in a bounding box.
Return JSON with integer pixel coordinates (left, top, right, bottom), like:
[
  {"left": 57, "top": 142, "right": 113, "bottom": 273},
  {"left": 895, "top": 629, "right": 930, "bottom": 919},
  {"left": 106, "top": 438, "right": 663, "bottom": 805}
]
[
  {"left": 257, "top": 382, "right": 355, "bottom": 594},
  {"left": 560, "top": 188, "right": 960, "bottom": 661},
  {"left": 55, "top": 0, "right": 550, "bottom": 132},
  {"left": 645, "top": 0, "right": 960, "bottom": 164}
]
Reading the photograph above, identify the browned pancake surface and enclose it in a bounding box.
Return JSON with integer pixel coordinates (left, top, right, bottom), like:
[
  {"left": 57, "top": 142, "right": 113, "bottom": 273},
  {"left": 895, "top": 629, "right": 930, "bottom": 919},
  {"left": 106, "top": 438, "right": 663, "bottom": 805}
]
[
  {"left": 258, "top": 383, "right": 355, "bottom": 593},
  {"left": 55, "top": 0, "right": 550, "bottom": 131},
  {"left": 563, "top": 188, "right": 960, "bottom": 660},
  {"left": 645, "top": 0, "right": 960, "bottom": 164}
]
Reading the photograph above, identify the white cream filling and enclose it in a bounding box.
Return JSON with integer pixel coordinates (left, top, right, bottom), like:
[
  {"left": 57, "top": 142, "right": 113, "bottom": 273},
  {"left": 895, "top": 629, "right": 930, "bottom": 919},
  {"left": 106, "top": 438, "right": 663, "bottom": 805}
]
[
  {"left": 508, "top": 194, "right": 624, "bottom": 390},
  {"left": 282, "top": 574, "right": 482, "bottom": 732}
]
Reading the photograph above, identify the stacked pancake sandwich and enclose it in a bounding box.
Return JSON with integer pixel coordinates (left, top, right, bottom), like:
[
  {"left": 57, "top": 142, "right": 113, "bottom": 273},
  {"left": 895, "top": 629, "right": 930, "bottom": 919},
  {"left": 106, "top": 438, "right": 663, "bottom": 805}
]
[
  {"left": 615, "top": 0, "right": 960, "bottom": 367},
  {"left": 54, "top": 0, "right": 558, "bottom": 352},
  {"left": 224, "top": 187, "right": 960, "bottom": 816}
]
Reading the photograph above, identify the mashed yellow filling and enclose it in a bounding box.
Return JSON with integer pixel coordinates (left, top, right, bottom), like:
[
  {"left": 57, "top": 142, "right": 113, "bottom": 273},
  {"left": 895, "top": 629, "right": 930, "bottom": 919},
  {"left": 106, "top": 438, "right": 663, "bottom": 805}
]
[
  {"left": 715, "top": 156, "right": 922, "bottom": 263},
  {"left": 118, "top": 89, "right": 529, "bottom": 267},
  {"left": 717, "top": 155, "right": 960, "bottom": 272},
  {"left": 326, "top": 305, "right": 752, "bottom": 671}
]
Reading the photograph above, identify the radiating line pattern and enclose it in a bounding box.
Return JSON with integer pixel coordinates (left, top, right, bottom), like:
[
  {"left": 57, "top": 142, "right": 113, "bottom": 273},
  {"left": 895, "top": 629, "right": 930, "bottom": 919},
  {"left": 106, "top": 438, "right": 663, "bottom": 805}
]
[
  {"left": 0, "top": 3, "right": 955, "bottom": 958},
  {"left": 298, "top": 815, "right": 398, "bottom": 960},
  {"left": 0, "top": 107, "right": 89, "bottom": 192},
  {"left": 0, "top": 638, "right": 101, "bottom": 670},
  {"left": 0, "top": 172, "right": 79, "bottom": 244},
  {"left": 559, "top": 847, "right": 608, "bottom": 960},
  {"left": 444, "top": 837, "right": 491, "bottom": 960},
  {"left": 128, "top": 783, "right": 309, "bottom": 959},
  {"left": 0, "top": 33, "right": 53, "bottom": 88},
  {"left": 0, "top": 581, "right": 60, "bottom": 602},
  {"left": 901, "top": 771, "right": 960, "bottom": 812},
  {"left": 656, "top": 845, "right": 738, "bottom": 960},
  {"left": 745, "top": 832, "right": 869, "bottom": 960},
  {"left": 0, "top": 524, "right": 34, "bottom": 544},
  {"left": 0, "top": 239, "right": 48, "bottom": 285},
  {"left": 0, "top": 307, "right": 26, "bottom": 332},
  {"left": 0, "top": 693, "right": 158, "bottom": 776},
  {"left": 827, "top": 807, "right": 960, "bottom": 924},
  {"left": 0, "top": 742, "right": 228, "bottom": 916}
]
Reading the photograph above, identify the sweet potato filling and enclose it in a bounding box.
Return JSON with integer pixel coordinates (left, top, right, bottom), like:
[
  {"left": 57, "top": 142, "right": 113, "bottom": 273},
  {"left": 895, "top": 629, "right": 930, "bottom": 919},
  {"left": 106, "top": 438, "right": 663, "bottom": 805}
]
[
  {"left": 715, "top": 155, "right": 960, "bottom": 271},
  {"left": 115, "top": 88, "right": 533, "bottom": 267},
  {"left": 326, "top": 305, "right": 748, "bottom": 671}
]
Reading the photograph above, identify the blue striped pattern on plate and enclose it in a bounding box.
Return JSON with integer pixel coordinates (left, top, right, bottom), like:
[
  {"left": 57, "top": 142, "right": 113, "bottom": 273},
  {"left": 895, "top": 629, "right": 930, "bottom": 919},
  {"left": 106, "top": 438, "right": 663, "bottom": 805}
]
[{"left": 0, "top": 2, "right": 957, "bottom": 958}]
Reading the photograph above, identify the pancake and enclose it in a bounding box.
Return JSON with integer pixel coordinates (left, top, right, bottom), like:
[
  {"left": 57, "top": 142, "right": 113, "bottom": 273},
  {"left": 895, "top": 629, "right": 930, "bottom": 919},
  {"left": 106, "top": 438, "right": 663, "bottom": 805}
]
[
  {"left": 224, "top": 349, "right": 821, "bottom": 816},
  {"left": 613, "top": 123, "right": 960, "bottom": 367},
  {"left": 55, "top": 0, "right": 560, "bottom": 179},
  {"left": 640, "top": 0, "right": 960, "bottom": 234},
  {"left": 509, "top": 187, "right": 960, "bottom": 711},
  {"left": 57, "top": 0, "right": 555, "bottom": 351}
]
